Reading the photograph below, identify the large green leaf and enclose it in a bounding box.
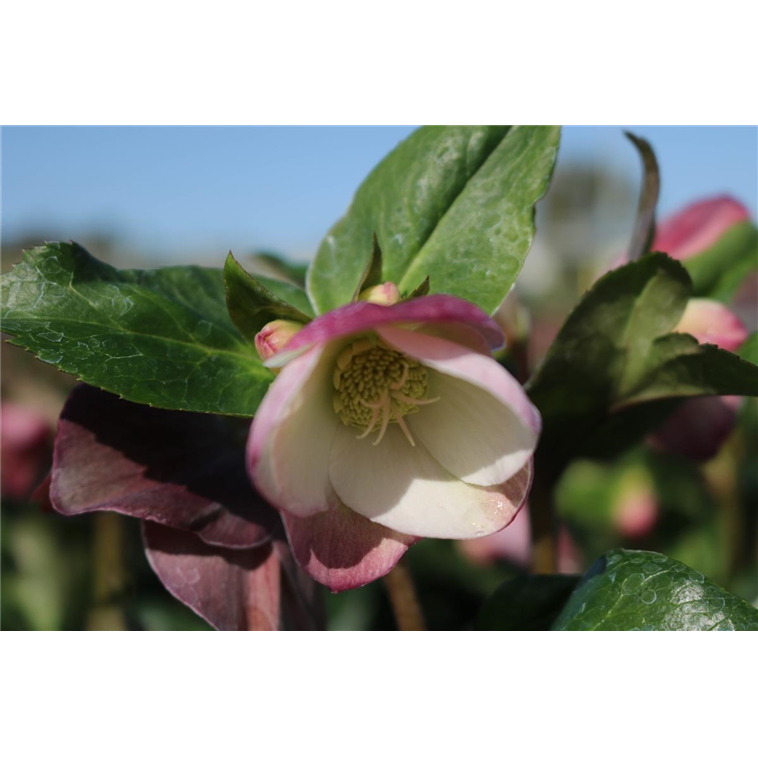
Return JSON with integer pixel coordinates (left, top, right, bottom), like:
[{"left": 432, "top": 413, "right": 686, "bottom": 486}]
[
  {"left": 476, "top": 575, "right": 579, "bottom": 630},
  {"left": 552, "top": 549, "right": 758, "bottom": 630},
  {"left": 307, "top": 125, "right": 560, "bottom": 315},
  {"left": 223, "top": 252, "right": 312, "bottom": 344},
  {"left": 526, "top": 254, "right": 758, "bottom": 473},
  {"left": 1, "top": 242, "right": 272, "bottom": 416},
  {"left": 681, "top": 221, "right": 758, "bottom": 302}
]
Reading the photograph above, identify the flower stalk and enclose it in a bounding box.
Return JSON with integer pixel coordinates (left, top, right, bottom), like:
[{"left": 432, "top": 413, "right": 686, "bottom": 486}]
[
  {"left": 383, "top": 558, "right": 426, "bottom": 631},
  {"left": 529, "top": 478, "right": 557, "bottom": 574}
]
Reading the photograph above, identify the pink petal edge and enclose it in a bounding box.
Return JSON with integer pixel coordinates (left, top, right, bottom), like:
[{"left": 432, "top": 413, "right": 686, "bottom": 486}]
[
  {"left": 283, "top": 494, "right": 417, "bottom": 593},
  {"left": 247, "top": 344, "right": 337, "bottom": 517},
  {"left": 266, "top": 294, "right": 504, "bottom": 367}
]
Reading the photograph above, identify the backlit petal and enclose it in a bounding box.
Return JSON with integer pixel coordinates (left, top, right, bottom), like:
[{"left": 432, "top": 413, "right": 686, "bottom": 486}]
[
  {"left": 329, "top": 424, "right": 531, "bottom": 539},
  {"left": 283, "top": 491, "right": 416, "bottom": 592},
  {"left": 377, "top": 325, "right": 539, "bottom": 485},
  {"left": 248, "top": 343, "right": 340, "bottom": 517}
]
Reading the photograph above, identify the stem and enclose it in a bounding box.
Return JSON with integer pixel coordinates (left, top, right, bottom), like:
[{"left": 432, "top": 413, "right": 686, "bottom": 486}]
[
  {"left": 86, "top": 513, "right": 127, "bottom": 630},
  {"left": 529, "top": 477, "right": 557, "bottom": 574},
  {"left": 383, "top": 559, "right": 426, "bottom": 631},
  {"left": 509, "top": 338, "right": 530, "bottom": 386}
]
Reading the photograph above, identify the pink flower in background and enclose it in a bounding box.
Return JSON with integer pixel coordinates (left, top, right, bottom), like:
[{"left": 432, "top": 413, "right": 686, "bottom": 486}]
[
  {"left": 248, "top": 294, "right": 541, "bottom": 590},
  {"left": 1, "top": 403, "right": 52, "bottom": 500},
  {"left": 613, "top": 485, "right": 659, "bottom": 540},
  {"left": 674, "top": 298, "right": 748, "bottom": 353},
  {"left": 653, "top": 196, "right": 749, "bottom": 260}
]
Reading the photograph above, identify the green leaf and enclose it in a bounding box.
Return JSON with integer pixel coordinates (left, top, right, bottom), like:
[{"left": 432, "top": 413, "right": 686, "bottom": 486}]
[
  {"left": 621, "top": 333, "right": 758, "bottom": 406},
  {"left": 681, "top": 221, "right": 758, "bottom": 302},
  {"left": 624, "top": 132, "right": 660, "bottom": 261},
  {"left": 349, "top": 233, "right": 384, "bottom": 302},
  {"left": 476, "top": 575, "right": 580, "bottom": 630},
  {"left": 307, "top": 126, "right": 560, "bottom": 315},
  {"left": 737, "top": 331, "right": 758, "bottom": 365},
  {"left": 552, "top": 549, "right": 758, "bottom": 630},
  {"left": 1, "top": 242, "right": 272, "bottom": 416},
  {"left": 223, "top": 252, "right": 312, "bottom": 343},
  {"left": 250, "top": 251, "right": 309, "bottom": 288},
  {"left": 526, "top": 254, "right": 758, "bottom": 473},
  {"left": 403, "top": 276, "right": 430, "bottom": 301}
]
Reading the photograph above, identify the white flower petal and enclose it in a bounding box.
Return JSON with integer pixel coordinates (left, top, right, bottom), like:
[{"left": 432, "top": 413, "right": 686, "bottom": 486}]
[
  {"left": 377, "top": 325, "right": 540, "bottom": 485},
  {"left": 329, "top": 424, "right": 530, "bottom": 539},
  {"left": 248, "top": 343, "right": 340, "bottom": 516}
]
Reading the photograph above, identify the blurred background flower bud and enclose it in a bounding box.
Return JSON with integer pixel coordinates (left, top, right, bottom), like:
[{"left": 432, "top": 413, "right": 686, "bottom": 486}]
[
  {"left": 1, "top": 403, "right": 53, "bottom": 501},
  {"left": 653, "top": 196, "right": 749, "bottom": 261}
]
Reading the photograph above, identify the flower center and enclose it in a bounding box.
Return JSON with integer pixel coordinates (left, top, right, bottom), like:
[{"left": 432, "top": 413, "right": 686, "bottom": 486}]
[{"left": 332, "top": 337, "right": 439, "bottom": 446}]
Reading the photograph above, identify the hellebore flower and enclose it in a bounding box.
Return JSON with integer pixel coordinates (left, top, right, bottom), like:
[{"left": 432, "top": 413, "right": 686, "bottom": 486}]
[
  {"left": 248, "top": 293, "right": 540, "bottom": 591},
  {"left": 650, "top": 298, "right": 749, "bottom": 461},
  {"left": 653, "top": 195, "right": 749, "bottom": 261}
]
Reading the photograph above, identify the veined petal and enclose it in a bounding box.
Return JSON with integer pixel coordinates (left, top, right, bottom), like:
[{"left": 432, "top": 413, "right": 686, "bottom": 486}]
[
  {"left": 329, "top": 424, "right": 532, "bottom": 539},
  {"left": 247, "top": 343, "right": 340, "bottom": 517},
  {"left": 283, "top": 492, "right": 416, "bottom": 592},
  {"left": 377, "top": 325, "right": 540, "bottom": 485},
  {"left": 266, "top": 294, "right": 504, "bottom": 368}
]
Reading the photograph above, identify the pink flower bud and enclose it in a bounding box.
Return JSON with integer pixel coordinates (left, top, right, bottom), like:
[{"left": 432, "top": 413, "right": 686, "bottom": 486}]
[
  {"left": 255, "top": 320, "right": 304, "bottom": 363},
  {"left": 674, "top": 298, "right": 748, "bottom": 353},
  {"left": 1, "top": 403, "right": 52, "bottom": 500},
  {"left": 653, "top": 196, "right": 749, "bottom": 260},
  {"left": 358, "top": 282, "right": 400, "bottom": 306},
  {"left": 613, "top": 483, "right": 659, "bottom": 540}
]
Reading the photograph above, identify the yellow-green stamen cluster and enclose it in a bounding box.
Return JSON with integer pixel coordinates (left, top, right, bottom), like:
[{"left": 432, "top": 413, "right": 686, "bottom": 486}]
[{"left": 332, "top": 337, "right": 438, "bottom": 446}]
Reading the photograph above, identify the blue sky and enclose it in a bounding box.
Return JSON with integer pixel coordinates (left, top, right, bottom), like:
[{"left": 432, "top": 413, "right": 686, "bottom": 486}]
[{"left": 2, "top": 126, "right": 756, "bottom": 264}]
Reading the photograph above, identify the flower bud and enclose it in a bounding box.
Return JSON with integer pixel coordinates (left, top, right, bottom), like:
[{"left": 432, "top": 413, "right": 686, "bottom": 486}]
[
  {"left": 1, "top": 403, "right": 52, "bottom": 500},
  {"left": 674, "top": 298, "right": 748, "bottom": 353},
  {"left": 255, "top": 320, "right": 304, "bottom": 363},
  {"left": 613, "top": 479, "right": 659, "bottom": 540},
  {"left": 358, "top": 282, "right": 400, "bottom": 306},
  {"left": 654, "top": 196, "right": 749, "bottom": 261}
]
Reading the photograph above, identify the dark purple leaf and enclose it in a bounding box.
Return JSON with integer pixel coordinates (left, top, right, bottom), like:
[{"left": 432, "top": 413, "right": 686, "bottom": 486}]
[
  {"left": 51, "top": 385, "right": 278, "bottom": 548},
  {"left": 143, "top": 522, "right": 278, "bottom": 630}
]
